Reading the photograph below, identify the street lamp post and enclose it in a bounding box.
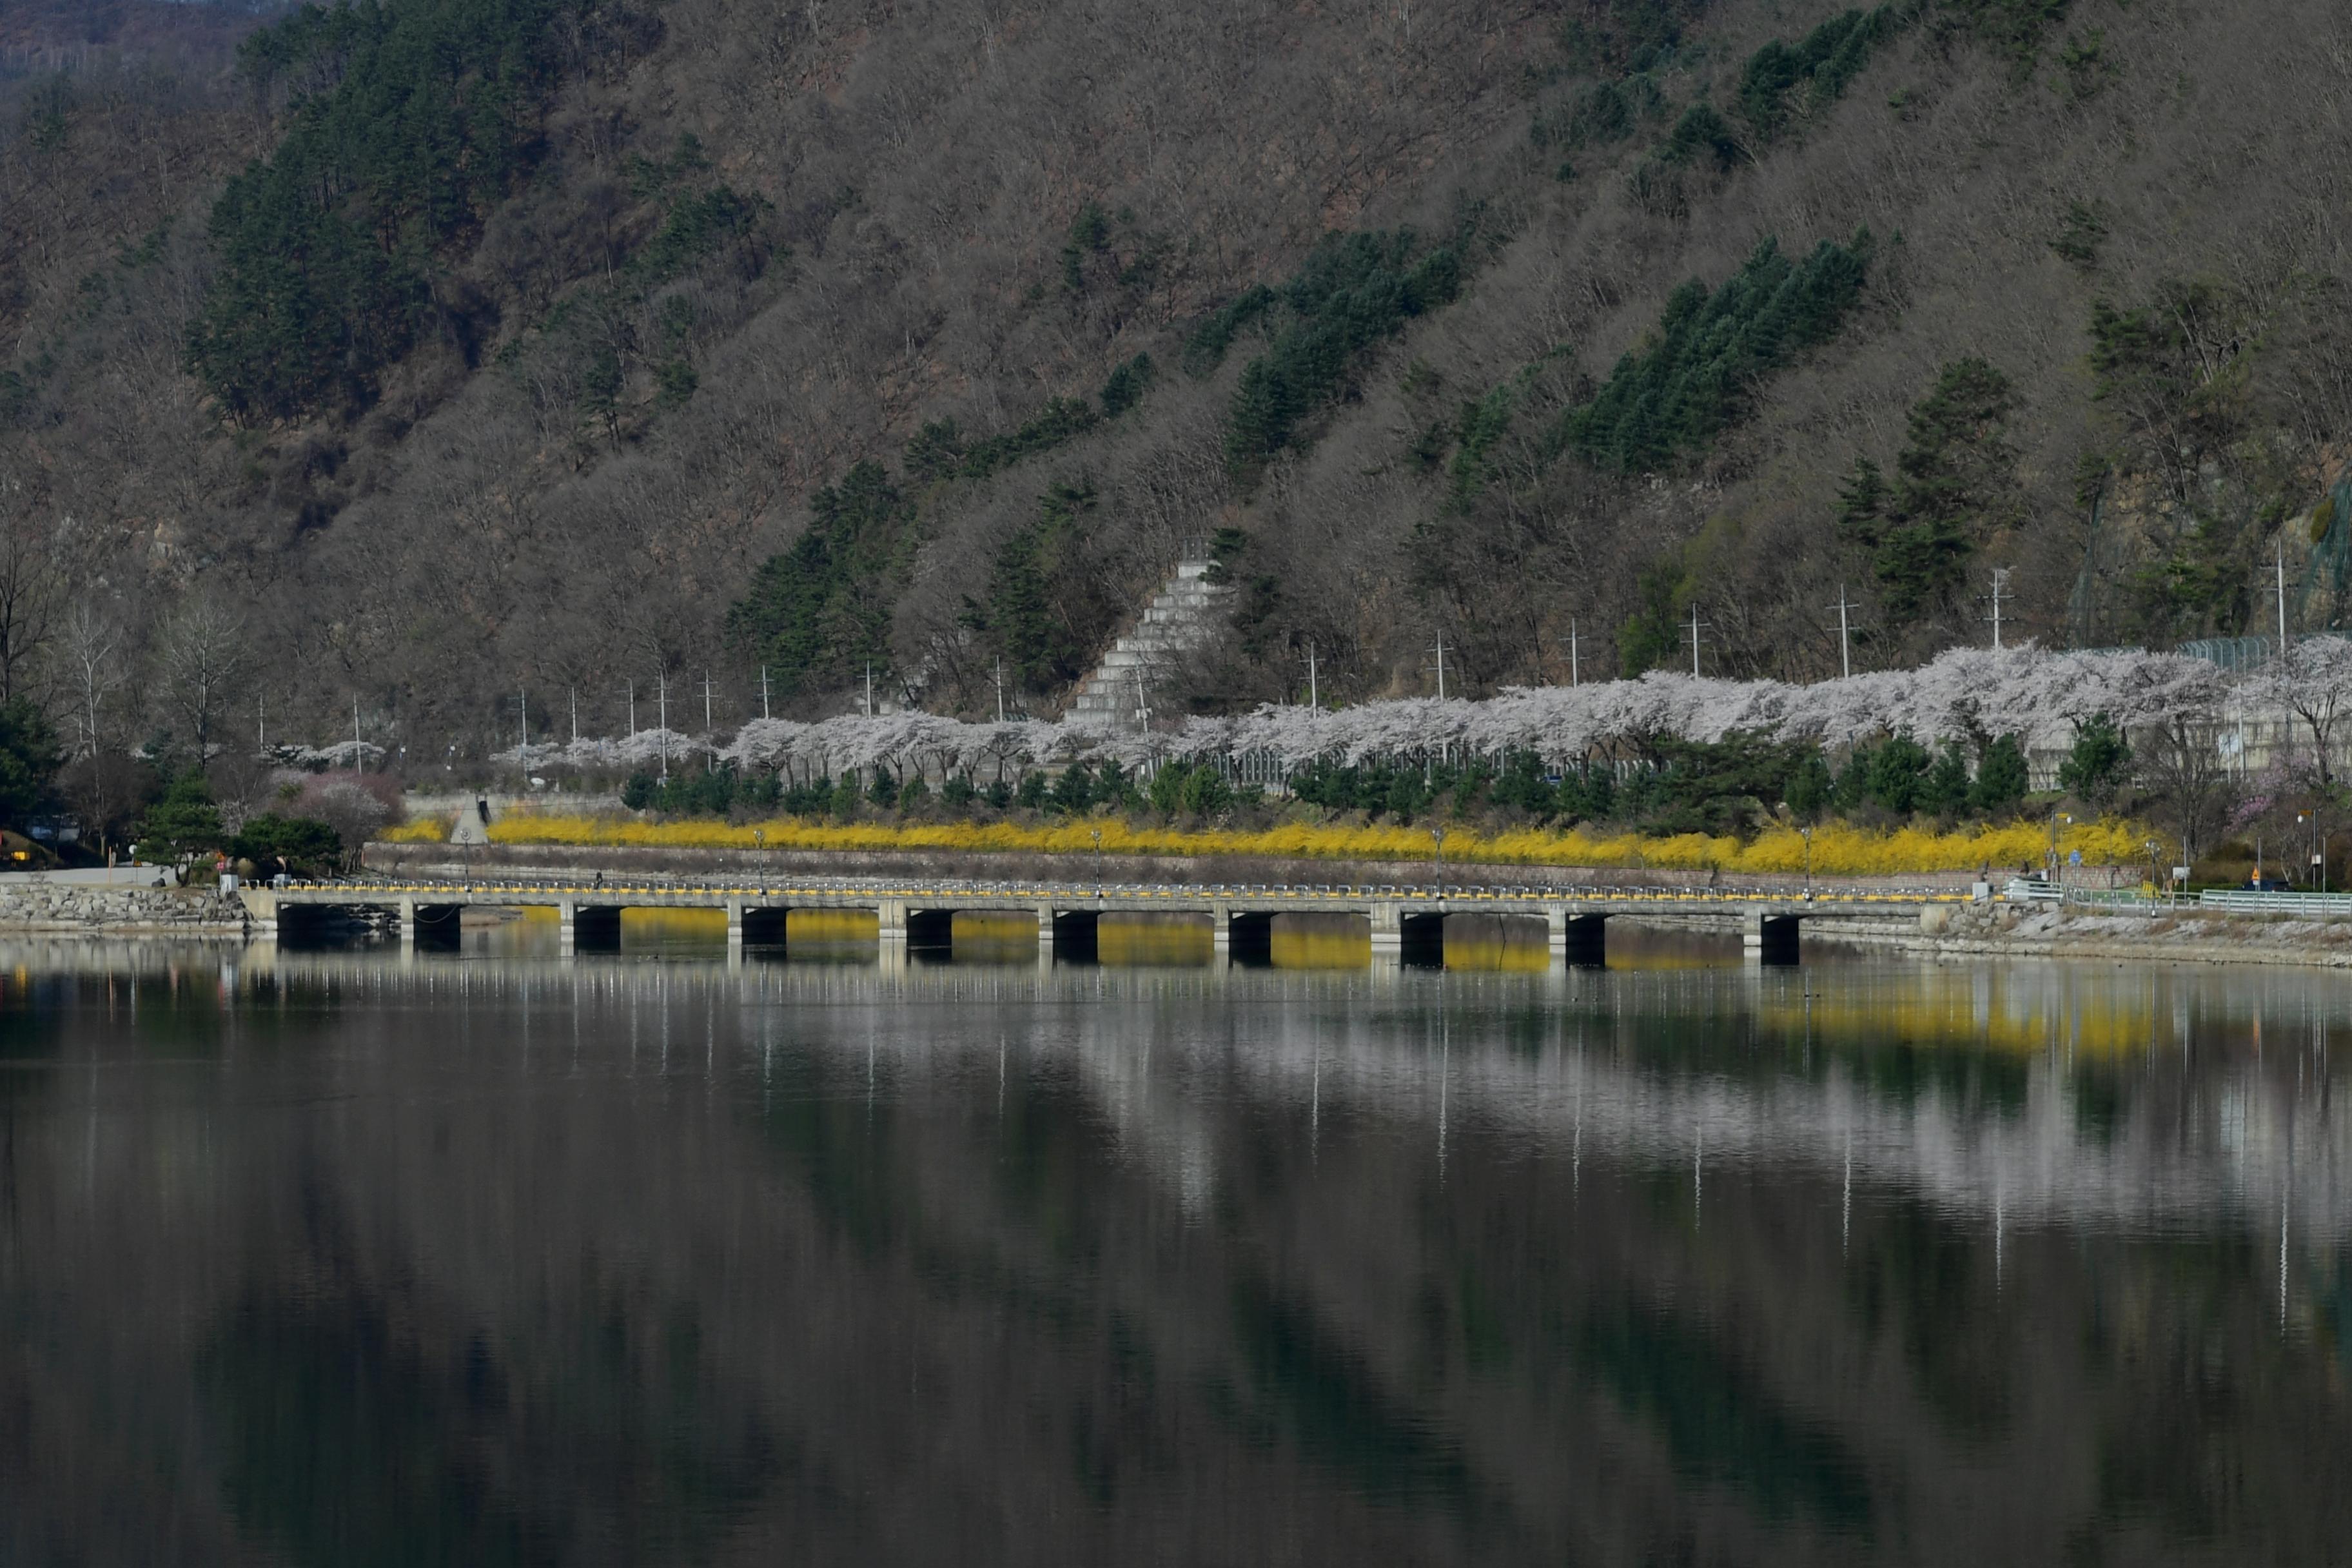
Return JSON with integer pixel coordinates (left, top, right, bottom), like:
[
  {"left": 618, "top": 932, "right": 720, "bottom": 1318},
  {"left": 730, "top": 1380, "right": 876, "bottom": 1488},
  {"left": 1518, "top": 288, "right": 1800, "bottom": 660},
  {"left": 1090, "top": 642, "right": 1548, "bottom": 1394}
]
[{"left": 1801, "top": 824, "right": 1814, "bottom": 900}]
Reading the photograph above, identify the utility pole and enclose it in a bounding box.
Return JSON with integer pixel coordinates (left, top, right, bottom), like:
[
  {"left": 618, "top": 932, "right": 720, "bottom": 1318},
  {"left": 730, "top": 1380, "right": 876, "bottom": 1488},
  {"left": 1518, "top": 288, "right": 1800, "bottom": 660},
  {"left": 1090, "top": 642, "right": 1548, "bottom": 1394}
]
[
  {"left": 627, "top": 679, "right": 636, "bottom": 736},
  {"left": 1569, "top": 618, "right": 1580, "bottom": 687},
  {"left": 760, "top": 665, "right": 770, "bottom": 721},
  {"left": 863, "top": 663, "right": 874, "bottom": 718},
  {"left": 1688, "top": 605, "right": 1707, "bottom": 676},
  {"left": 257, "top": 693, "right": 266, "bottom": 753},
  {"left": 519, "top": 689, "right": 527, "bottom": 757},
  {"left": 1132, "top": 669, "right": 1150, "bottom": 731},
  {"left": 994, "top": 658, "right": 1006, "bottom": 723},
  {"left": 569, "top": 686, "right": 578, "bottom": 745},
  {"left": 2277, "top": 540, "right": 2289, "bottom": 651},
  {"left": 701, "top": 672, "right": 713, "bottom": 736},
  {"left": 1986, "top": 567, "right": 2012, "bottom": 650},
  {"left": 1829, "top": 585, "right": 1857, "bottom": 679},
  {"left": 657, "top": 672, "right": 668, "bottom": 780},
  {"left": 1303, "top": 641, "right": 1319, "bottom": 708},
  {"left": 353, "top": 700, "right": 362, "bottom": 772},
  {"left": 1431, "top": 634, "right": 1448, "bottom": 700}
]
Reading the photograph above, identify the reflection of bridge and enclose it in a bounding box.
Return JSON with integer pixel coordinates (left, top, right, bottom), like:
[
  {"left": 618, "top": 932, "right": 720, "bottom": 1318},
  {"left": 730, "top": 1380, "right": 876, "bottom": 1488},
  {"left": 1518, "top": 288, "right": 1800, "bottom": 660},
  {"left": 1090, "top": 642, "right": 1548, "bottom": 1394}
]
[
  {"left": 41, "top": 938, "right": 2344, "bottom": 1242},
  {"left": 242, "top": 878, "right": 1961, "bottom": 964}
]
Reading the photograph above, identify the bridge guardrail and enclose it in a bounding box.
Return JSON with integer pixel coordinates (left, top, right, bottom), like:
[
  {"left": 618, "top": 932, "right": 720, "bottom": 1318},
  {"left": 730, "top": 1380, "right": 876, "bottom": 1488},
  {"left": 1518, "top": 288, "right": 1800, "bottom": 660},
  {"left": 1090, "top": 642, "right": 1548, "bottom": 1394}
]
[{"left": 2197, "top": 888, "right": 2352, "bottom": 917}]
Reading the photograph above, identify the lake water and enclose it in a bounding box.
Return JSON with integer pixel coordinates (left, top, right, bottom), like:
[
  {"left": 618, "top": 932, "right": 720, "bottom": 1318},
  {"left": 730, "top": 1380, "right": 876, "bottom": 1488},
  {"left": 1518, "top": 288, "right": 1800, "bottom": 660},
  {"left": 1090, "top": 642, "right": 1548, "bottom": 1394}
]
[{"left": 2, "top": 922, "right": 2347, "bottom": 1564}]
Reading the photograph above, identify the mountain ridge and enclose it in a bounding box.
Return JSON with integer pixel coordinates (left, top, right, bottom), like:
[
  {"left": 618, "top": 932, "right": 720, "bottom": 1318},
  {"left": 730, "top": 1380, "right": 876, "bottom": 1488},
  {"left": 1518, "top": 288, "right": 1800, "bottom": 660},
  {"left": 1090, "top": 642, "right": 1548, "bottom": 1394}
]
[{"left": 1, "top": 0, "right": 2347, "bottom": 767}]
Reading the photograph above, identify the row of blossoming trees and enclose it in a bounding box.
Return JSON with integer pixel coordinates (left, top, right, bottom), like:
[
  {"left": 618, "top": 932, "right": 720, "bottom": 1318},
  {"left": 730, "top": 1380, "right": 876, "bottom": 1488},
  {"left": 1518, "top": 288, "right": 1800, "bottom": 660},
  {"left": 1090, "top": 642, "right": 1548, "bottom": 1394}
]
[{"left": 475, "top": 643, "right": 2352, "bottom": 801}]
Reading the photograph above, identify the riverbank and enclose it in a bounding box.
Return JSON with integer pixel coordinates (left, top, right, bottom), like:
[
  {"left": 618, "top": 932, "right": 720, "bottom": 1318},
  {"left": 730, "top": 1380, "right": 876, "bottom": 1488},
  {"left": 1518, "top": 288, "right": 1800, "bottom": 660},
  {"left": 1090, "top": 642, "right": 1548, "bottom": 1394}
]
[
  {"left": 0, "top": 881, "right": 251, "bottom": 935},
  {"left": 1827, "top": 901, "right": 2352, "bottom": 970}
]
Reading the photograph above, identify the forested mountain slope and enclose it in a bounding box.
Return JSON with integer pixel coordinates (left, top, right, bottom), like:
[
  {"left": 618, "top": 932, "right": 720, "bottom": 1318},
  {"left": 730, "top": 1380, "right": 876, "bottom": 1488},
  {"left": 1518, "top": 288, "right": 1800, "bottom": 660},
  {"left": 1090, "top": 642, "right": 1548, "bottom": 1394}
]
[{"left": 1, "top": 0, "right": 2347, "bottom": 758}]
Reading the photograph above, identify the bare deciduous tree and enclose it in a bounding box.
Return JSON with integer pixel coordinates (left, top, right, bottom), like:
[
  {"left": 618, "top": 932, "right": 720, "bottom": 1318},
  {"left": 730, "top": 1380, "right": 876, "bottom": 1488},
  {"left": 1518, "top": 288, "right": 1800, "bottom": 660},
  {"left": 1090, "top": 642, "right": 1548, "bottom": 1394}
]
[
  {"left": 0, "top": 471, "right": 61, "bottom": 705},
  {"left": 158, "top": 596, "right": 248, "bottom": 768}
]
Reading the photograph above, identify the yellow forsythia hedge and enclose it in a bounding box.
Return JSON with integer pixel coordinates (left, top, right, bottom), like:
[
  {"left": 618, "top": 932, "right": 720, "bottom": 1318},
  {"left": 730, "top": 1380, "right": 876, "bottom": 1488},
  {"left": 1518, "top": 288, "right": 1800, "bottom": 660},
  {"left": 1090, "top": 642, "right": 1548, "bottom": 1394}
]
[
  {"left": 380, "top": 816, "right": 453, "bottom": 843},
  {"left": 471, "top": 810, "right": 2149, "bottom": 875}
]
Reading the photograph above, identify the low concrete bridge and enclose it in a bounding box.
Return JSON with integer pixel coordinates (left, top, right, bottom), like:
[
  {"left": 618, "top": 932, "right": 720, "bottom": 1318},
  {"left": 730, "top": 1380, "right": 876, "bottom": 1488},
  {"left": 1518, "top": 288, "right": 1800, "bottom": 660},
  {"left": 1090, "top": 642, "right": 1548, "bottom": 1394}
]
[{"left": 241, "top": 877, "right": 1963, "bottom": 966}]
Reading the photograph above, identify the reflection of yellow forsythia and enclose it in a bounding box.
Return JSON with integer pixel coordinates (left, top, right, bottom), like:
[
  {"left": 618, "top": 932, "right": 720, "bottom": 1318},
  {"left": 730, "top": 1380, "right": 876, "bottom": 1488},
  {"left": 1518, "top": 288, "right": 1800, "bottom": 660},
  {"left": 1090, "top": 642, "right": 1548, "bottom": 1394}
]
[{"left": 475, "top": 810, "right": 2148, "bottom": 874}]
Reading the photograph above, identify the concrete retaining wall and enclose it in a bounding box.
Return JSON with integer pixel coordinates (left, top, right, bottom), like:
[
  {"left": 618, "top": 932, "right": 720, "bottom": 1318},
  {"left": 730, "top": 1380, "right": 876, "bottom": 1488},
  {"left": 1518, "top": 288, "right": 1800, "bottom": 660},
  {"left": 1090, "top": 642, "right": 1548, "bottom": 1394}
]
[{"left": 362, "top": 839, "right": 2024, "bottom": 894}]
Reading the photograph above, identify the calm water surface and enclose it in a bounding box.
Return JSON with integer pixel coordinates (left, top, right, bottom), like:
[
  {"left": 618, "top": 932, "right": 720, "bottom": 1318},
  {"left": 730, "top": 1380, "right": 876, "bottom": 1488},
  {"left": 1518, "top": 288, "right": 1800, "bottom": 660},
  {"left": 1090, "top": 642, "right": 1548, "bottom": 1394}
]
[{"left": 2, "top": 922, "right": 2347, "bottom": 1565}]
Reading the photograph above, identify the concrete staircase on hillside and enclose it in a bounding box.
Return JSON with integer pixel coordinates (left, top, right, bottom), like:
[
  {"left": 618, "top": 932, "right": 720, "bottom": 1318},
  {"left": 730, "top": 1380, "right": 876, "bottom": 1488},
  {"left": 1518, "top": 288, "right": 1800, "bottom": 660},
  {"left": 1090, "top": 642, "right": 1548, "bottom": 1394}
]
[{"left": 1066, "top": 557, "right": 1230, "bottom": 730}]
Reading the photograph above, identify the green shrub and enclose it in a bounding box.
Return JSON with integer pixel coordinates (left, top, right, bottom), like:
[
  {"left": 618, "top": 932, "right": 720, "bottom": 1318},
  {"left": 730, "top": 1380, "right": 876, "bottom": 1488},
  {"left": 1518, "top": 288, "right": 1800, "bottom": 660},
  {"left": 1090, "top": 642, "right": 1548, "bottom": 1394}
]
[
  {"left": 1785, "top": 750, "right": 1834, "bottom": 820},
  {"left": 1099, "top": 353, "right": 1155, "bottom": 416},
  {"left": 233, "top": 814, "right": 343, "bottom": 874},
  {"left": 0, "top": 699, "right": 61, "bottom": 828},
  {"left": 135, "top": 772, "right": 224, "bottom": 861},
  {"left": 1972, "top": 733, "right": 2030, "bottom": 814},
  {"left": 1923, "top": 744, "right": 1974, "bottom": 815},
  {"left": 2058, "top": 712, "right": 2131, "bottom": 806},
  {"left": 1050, "top": 761, "right": 1095, "bottom": 814},
  {"left": 1865, "top": 733, "right": 1931, "bottom": 812},
  {"left": 1661, "top": 103, "right": 1742, "bottom": 170}
]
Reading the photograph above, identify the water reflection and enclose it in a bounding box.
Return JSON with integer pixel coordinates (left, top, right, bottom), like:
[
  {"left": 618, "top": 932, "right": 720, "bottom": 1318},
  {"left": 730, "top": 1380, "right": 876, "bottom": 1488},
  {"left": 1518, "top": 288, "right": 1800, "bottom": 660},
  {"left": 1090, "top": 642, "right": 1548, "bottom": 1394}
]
[{"left": 0, "top": 941, "right": 2345, "bottom": 1563}]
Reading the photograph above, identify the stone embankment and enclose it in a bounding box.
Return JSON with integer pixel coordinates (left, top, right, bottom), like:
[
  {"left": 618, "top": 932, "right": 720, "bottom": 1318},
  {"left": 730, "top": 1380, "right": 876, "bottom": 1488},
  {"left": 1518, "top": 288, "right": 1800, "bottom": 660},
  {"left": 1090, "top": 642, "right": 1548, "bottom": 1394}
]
[{"left": 0, "top": 881, "right": 250, "bottom": 935}]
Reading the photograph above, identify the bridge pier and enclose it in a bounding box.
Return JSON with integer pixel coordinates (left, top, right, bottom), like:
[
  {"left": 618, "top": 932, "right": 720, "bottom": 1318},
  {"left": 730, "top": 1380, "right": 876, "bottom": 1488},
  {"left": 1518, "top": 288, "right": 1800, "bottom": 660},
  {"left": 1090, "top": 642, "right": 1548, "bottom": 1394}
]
[
  {"left": 1368, "top": 904, "right": 1401, "bottom": 959},
  {"left": 1209, "top": 902, "right": 1232, "bottom": 957},
  {"left": 1548, "top": 908, "right": 1609, "bottom": 968},
  {"left": 1744, "top": 910, "right": 1803, "bottom": 966},
  {"left": 555, "top": 900, "right": 624, "bottom": 955},
  {"left": 876, "top": 899, "right": 908, "bottom": 954}
]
